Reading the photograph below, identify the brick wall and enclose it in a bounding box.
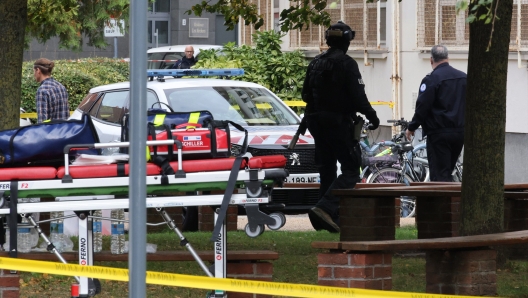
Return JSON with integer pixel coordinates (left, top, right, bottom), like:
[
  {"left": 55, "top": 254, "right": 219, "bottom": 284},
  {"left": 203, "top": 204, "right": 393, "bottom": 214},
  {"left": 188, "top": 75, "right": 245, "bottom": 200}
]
[
  {"left": 227, "top": 261, "right": 273, "bottom": 298},
  {"left": 0, "top": 270, "right": 19, "bottom": 298},
  {"left": 199, "top": 206, "right": 238, "bottom": 232},
  {"left": 317, "top": 252, "right": 392, "bottom": 290},
  {"left": 147, "top": 207, "right": 183, "bottom": 232},
  {"left": 504, "top": 198, "right": 528, "bottom": 258},
  {"left": 426, "top": 249, "right": 497, "bottom": 295},
  {"left": 340, "top": 197, "right": 395, "bottom": 241},
  {"left": 416, "top": 196, "right": 460, "bottom": 239}
]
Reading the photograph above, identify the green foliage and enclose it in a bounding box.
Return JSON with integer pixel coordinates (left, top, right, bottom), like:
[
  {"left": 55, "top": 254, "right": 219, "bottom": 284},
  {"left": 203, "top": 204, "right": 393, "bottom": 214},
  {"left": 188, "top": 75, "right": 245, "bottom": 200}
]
[
  {"left": 26, "top": 0, "right": 129, "bottom": 50},
  {"left": 21, "top": 58, "right": 130, "bottom": 113},
  {"left": 194, "top": 31, "right": 308, "bottom": 101},
  {"left": 456, "top": 0, "right": 495, "bottom": 24}
]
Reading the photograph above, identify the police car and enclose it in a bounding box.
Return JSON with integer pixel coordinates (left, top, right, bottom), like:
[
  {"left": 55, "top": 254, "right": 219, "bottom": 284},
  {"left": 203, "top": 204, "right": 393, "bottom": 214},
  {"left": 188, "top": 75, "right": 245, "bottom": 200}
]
[{"left": 70, "top": 69, "right": 320, "bottom": 230}]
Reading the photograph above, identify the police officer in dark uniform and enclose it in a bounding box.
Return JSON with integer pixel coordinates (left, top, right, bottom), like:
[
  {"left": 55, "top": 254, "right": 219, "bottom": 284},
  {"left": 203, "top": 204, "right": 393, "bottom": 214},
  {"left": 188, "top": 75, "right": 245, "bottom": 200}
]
[
  {"left": 171, "top": 45, "right": 196, "bottom": 79},
  {"left": 302, "top": 21, "right": 380, "bottom": 233},
  {"left": 406, "top": 45, "right": 466, "bottom": 182}
]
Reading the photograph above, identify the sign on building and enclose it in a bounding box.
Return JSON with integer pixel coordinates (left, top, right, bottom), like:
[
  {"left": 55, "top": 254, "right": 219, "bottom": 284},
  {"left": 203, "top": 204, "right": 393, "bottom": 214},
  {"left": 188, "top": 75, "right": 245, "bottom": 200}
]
[
  {"left": 104, "top": 19, "right": 125, "bottom": 37},
  {"left": 189, "top": 18, "right": 209, "bottom": 38}
]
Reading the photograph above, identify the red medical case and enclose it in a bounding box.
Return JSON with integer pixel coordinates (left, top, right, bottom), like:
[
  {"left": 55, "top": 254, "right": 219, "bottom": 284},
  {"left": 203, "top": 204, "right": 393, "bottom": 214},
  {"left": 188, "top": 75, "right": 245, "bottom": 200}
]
[{"left": 149, "top": 123, "right": 230, "bottom": 160}]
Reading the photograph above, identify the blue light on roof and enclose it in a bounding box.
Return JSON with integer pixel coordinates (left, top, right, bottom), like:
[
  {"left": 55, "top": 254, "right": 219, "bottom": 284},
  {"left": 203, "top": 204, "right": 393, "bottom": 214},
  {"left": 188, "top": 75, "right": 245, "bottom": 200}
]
[{"left": 147, "top": 68, "right": 244, "bottom": 77}]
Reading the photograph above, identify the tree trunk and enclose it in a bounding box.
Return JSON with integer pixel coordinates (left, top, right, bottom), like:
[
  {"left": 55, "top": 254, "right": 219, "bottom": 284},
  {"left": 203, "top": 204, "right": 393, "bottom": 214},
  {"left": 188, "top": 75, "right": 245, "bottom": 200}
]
[
  {"left": 0, "top": 1, "right": 27, "bottom": 130},
  {"left": 460, "top": 0, "right": 513, "bottom": 236}
]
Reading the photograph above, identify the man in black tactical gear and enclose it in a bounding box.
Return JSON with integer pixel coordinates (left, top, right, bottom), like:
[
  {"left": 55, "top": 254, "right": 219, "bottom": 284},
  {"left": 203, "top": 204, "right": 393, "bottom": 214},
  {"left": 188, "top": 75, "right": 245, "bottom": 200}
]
[
  {"left": 406, "top": 45, "right": 466, "bottom": 182},
  {"left": 302, "top": 21, "right": 380, "bottom": 233}
]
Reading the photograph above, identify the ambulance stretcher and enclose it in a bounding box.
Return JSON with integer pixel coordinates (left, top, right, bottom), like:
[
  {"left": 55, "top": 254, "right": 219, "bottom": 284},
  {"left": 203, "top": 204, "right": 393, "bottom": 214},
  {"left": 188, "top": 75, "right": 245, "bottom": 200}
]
[{"left": 0, "top": 140, "right": 289, "bottom": 297}]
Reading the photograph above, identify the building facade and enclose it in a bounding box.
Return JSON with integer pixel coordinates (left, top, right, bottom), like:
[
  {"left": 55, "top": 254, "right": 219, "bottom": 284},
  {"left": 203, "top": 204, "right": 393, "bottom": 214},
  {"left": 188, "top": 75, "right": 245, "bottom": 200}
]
[{"left": 23, "top": 0, "right": 237, "bottom": 61}]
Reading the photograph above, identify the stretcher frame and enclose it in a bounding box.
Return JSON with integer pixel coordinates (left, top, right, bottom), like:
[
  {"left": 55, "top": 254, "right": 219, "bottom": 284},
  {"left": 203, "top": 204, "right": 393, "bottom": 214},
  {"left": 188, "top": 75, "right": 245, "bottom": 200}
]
[{"left": 0, "top": 140, "right": 288, "bottom": 297}]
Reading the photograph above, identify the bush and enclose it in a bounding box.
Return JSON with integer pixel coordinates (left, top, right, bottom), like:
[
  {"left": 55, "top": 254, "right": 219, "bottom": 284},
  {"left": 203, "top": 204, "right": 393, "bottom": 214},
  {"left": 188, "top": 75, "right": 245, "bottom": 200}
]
[
  {"left": 21, "top": 58, "right": 130, "bottom": 113},
  {"left": 194, "top": 30, "right": 308, "bottom": 102}
]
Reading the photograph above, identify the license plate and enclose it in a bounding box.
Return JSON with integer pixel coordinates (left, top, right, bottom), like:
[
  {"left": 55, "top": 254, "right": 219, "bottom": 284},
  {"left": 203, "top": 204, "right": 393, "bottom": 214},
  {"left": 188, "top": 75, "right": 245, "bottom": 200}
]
[{"left": 284, "top": 175, "right": 319, "bottom": 183}]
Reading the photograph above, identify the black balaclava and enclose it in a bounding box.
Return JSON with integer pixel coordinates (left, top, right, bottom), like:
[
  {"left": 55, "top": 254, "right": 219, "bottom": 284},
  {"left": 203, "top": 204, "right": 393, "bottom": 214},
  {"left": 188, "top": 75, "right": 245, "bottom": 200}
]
[{"left": 325, "top": 21, "right": 354, "bottom": 54}]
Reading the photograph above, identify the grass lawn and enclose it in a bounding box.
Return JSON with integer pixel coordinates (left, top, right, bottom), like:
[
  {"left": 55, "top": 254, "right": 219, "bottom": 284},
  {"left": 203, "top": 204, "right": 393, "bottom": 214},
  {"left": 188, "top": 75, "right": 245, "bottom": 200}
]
[{"left": 19, "top": 225, "right": 528, "bottom": 297}]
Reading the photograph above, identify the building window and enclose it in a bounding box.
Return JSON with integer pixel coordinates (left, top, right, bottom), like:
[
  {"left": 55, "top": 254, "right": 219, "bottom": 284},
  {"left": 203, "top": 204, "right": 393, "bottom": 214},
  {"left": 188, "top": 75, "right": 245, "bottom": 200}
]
[
  {"left": 417, "top": 0, "right": 469, "bottom": 49},
  {"left": 241, "top": 0, "right": 278, "bottom": 45},
  {"left": 288, "top": 0, "right": 387, "bottom": 50},
  {"left": 418, "top": 0, "right": 528, "bottom": 50},
  {"left": 148, "top": 0, "right": 170, "bottom": 48},
  {"left": 149, "top": 0, "right": 170, "bottom": 13}
]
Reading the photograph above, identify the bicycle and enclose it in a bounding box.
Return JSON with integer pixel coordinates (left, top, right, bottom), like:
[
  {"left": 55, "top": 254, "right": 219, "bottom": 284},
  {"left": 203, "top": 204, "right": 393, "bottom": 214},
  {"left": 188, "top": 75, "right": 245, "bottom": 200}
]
[
  {"left": 405, "top": 131, "right": 463, "bottom": 182},
  {"left": 358, "top": 120, "right": 398, "bottom": 181},
  {"left": 366, "top": 141, "right": 425, "bottom": 218},
  {"left": 376, "top": 118, "right": 430, "bottom": 183}
]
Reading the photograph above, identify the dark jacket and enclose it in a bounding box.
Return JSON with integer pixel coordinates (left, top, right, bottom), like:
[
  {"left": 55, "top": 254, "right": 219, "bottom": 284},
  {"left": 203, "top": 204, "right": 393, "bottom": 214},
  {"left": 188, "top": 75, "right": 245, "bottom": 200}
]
[
  {"left": 172, "top": 56, "right": 196, "bottom": 69},
  {"left": 301, "top": 47, "right": 377, "bottom": 123},
  {"left": 408, "top": 62, "right": 466, "bottom": 135}
]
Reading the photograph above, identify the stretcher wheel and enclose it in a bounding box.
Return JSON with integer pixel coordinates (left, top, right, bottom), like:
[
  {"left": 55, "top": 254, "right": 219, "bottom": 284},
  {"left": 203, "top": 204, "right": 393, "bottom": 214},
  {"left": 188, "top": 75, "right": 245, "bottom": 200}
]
[
  {"left": 266, "top": 213, "right": 286, "bottom": 231},
  {"left": 244, "top": 223, "right": 265, "bottom": 238}
]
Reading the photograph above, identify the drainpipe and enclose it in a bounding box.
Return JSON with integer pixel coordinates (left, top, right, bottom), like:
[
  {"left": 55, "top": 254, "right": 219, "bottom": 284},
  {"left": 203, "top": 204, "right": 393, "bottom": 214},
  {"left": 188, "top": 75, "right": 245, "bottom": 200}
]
[
  {"left": 435, "top": 0, "right": 439, "bottom": 45},
  {"left": 377, "top": 0, "right": 381, "bottom": 49},
  {"left": 396, "top": 0, "right": 402, "bottom": 120},
  {"left": 364, "top": 0, "right": 371, "bottom": 66},
  {"left": 391, "top": 0, "right": 402, "bottom": 124},
  {"left": 517, "top": 0, "right": 522, "bottom": 68}
]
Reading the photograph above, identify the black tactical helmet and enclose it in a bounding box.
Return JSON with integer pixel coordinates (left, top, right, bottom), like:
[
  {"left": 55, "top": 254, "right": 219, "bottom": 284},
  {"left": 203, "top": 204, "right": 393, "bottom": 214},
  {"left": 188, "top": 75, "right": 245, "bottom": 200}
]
[{"left": 325, "top": 21, "right": 355, "bottom": 41}]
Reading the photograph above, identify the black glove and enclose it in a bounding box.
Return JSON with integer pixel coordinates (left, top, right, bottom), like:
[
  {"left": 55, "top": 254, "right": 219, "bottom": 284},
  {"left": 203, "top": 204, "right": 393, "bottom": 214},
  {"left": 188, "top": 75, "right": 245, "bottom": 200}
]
[{"left": 367, "top": 117, "right": 380, "bottom": 130}]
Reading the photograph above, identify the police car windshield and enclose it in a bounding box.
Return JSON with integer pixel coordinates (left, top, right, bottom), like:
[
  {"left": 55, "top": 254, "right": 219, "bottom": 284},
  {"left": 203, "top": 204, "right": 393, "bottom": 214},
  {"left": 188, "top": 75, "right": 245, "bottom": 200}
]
[{"left": 164, "top": 86, "right": 300, "bottom": 126}]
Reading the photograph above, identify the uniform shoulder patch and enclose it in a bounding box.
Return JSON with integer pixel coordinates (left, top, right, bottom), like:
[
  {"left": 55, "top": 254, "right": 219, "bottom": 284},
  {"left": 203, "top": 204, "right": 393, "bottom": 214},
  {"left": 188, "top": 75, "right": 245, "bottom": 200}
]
[
  {"left": 420, "top": 83, "right": 426, "bottom": 92},
  {"left": 358, "top": 78, "right": 365, "bottom": 85}
]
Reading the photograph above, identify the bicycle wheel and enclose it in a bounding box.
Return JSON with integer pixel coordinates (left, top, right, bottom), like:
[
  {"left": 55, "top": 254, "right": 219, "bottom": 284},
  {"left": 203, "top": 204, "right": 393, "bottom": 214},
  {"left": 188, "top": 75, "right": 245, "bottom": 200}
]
[
  {"left": 411, "top": 157, "right": 430, "bottom": 182},
  {"left": 452, "top": 164, "right": 463, "bottom": 182},
  {"left": 367, "top": 168, "right": 417, "bottom": 218},
  {"left": 413, "top": 146, "right": 428, "bottom": 159},
  {"left": 367, "top": 167, "right": 414, "bottom": 184}
]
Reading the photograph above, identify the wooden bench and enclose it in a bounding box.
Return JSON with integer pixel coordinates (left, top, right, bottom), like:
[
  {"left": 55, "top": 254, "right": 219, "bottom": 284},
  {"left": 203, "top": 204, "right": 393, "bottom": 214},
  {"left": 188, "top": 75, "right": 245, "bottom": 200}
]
[
  {"left": 320, "top": 182, "right": 528, "bottom": 295},
  {"left": 0, "top": 250, "right": 278, "bottom": 298},
  {"left": 312, "top": 230, "right": 528, "bottom": 296},
  {"left": 336, "top": 183, "right": 528, "bottom": 241}
]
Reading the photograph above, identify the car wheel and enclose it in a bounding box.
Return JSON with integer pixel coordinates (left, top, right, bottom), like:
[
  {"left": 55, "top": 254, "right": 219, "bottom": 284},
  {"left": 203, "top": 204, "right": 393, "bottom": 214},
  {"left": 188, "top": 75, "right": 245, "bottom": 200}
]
[{"left": 182, "top": 206, "right": 198, "bottom": 232}]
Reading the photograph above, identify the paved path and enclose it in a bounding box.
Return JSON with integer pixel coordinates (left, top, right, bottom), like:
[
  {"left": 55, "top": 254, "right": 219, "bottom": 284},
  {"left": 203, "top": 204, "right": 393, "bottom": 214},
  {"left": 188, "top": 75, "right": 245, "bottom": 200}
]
[{"left": 237, "top": 214, "right": 415, "bottom": 231}]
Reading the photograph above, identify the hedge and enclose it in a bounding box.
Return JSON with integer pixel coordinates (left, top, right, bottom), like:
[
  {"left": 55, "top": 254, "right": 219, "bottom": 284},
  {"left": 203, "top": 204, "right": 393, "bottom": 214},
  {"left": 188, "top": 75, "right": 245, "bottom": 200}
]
[{"left": 21, "top": 58, "right": 130, "bottom": 113}]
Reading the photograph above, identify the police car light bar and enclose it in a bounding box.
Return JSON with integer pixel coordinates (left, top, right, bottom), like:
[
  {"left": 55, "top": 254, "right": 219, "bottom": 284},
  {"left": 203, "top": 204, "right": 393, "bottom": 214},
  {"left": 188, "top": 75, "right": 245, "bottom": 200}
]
[{"left": 147, "top": 68, "right": 244, "bottom": 77}]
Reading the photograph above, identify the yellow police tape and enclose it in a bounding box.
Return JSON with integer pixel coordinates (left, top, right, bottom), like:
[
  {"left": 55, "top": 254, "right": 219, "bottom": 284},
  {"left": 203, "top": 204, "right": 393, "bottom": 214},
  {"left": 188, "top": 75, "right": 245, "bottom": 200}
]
[{"left": 0, "top": 257, "right": 478, "bottom": 298}]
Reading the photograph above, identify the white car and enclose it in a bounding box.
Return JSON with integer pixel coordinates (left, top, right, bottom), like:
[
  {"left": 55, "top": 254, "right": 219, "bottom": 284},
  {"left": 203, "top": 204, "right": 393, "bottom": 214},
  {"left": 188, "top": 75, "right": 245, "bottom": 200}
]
[
  {"left": 20, "top": 108, "right": 31, "bottom": 127},
  {"left": 70, "top": 70, "right": 320, "bottom": 231},
  {"left": 147, "top": 44, "right": 223, "bottom": 69}
]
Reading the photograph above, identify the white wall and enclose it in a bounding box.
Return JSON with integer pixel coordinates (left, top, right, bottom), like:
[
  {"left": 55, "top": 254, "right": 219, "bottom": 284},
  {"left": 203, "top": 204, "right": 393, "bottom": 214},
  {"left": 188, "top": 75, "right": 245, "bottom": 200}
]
[{"left": 284, "top": 0, "right": 528, "bottom": 134}]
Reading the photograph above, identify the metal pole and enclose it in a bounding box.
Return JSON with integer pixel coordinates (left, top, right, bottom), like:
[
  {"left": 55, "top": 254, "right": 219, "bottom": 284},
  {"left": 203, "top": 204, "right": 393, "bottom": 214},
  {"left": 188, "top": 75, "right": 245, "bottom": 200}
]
[
  {"left": 114, "top": 37, "right": 118, "bottom": 58},
  {"left": 129, "top": 0, "right": 147, "bottom": 297}
]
